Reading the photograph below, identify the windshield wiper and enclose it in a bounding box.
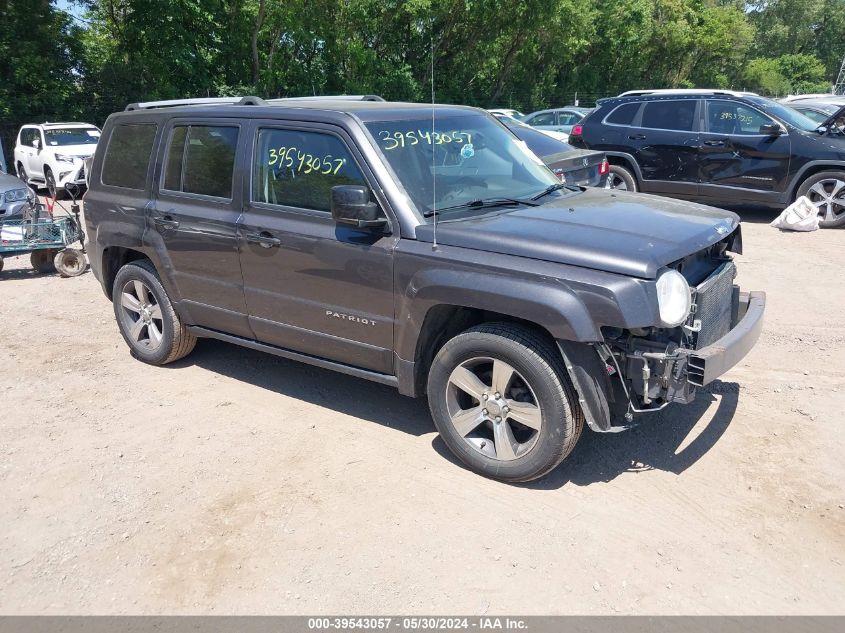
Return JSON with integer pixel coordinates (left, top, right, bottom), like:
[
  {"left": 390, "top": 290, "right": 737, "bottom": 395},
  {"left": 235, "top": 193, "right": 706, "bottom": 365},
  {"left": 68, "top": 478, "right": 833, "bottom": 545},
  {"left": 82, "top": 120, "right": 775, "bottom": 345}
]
[
  {"left": 423, "top": 197, "right": 539, "bottom": 217},
  {"left": 530, "top": 183, "right": 574, "bottom": 201}
]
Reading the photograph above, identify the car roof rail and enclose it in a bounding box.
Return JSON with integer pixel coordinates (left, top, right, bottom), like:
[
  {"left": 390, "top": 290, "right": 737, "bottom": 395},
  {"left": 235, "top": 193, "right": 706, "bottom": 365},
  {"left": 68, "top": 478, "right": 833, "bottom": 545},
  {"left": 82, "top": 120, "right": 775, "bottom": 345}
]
[
  {"left": 267, "top": 94, "right": 386, "bottom": 103},
  {"left": 618, "top": 89, "right": 758, "bottom": 98},
  {"left": 124, "top": 96, "right": 268, "bottom": 111}
]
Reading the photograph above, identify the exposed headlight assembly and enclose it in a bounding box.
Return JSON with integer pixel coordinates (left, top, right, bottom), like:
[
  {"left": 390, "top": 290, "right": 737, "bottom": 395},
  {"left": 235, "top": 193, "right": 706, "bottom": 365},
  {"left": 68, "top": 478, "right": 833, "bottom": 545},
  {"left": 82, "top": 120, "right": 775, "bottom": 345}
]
[
  {"left": 3, "top": 188, "right": 29, "bottom": 202},
  {"left": 55, "top": 154, "right": 76, "bottom": 163},
  {"left": 656, "top": 268, "right": 692, "bottom": 327}
]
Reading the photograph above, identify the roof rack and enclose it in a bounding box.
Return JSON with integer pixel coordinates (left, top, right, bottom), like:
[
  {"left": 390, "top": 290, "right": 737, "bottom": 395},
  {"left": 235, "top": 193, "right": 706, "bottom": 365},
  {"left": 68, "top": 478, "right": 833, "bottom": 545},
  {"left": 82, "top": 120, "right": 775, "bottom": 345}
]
[
  {"left": 125, "top": 96, "right": 267, "bottom": 111},
  {"left": 617, "top": 89, "right": 758, "bottom": 97},
  {"left": 267, "top": 95, "right": 386, "bottom": 102}
]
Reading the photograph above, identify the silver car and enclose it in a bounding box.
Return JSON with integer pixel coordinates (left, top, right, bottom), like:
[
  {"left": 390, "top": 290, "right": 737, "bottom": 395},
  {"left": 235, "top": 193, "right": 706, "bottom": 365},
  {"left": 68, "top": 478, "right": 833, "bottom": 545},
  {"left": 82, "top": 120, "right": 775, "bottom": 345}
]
[
  {"left": 522, "top": 106, "right": 592, "bottom": 134},
  {"left": 0, "top": 171, "right": 35, "bottom": 220}
]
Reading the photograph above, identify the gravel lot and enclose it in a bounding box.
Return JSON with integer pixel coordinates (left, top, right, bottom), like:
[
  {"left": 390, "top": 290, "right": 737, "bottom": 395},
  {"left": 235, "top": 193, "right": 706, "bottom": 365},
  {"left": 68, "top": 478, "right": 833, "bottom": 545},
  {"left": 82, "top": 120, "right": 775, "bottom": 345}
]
[{"left": 1, "top": 202, "right": 844, "bottom": 615}]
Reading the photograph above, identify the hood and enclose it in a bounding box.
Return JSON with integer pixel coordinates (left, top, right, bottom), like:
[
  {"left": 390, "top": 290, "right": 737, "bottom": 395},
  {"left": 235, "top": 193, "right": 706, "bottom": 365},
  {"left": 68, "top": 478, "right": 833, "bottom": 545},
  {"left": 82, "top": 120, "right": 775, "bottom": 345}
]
[
  {"left": 47, "top": 144, "right": 96, "bottom": 158},
  {"left": 0, "top": 172, "right": 28, "bottom": 191},
  {"left": 415, "top": 188, "right": 740, "bottom": 279}
]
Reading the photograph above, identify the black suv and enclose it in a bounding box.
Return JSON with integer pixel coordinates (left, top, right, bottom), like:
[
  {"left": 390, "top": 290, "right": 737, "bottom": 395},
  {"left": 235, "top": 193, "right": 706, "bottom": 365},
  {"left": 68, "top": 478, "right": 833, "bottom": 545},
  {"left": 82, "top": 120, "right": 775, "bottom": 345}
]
[
  {"left": 568, "top": 90, "right": 845, "bottom": 227},
  {"left": 85, "top": 96, "right": 765, "bottom": 482}
]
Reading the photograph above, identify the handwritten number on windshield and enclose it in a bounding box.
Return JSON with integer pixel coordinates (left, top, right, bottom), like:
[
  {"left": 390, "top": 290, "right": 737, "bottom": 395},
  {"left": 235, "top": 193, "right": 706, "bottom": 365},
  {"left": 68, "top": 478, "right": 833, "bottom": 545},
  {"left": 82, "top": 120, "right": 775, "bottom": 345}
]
[{"left": 378, "top": 130, "right": 472, "bottom": 150}]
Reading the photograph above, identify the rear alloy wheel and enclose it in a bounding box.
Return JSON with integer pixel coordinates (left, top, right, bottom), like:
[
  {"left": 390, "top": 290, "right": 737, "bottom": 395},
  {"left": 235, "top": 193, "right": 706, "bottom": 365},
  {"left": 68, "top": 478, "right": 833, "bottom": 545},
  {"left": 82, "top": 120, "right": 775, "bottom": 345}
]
[
  {"left": 427, "top": 323, "right": 583, "bottom": 482},
  {"left": 797, "top": 171, "right": 845, "bottom": 228},
  {"left": 112, "top": 260, "right": 196, "bottom": 365},
  {"left": 605, "top": 164, "right": 637, "bottom": 191}
]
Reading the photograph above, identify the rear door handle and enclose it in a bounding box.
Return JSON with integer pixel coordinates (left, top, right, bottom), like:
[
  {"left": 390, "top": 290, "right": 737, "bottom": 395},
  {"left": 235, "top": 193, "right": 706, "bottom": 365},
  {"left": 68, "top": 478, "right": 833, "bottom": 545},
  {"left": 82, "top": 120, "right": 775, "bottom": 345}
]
[
  {"left": 246, "top": 231, "right": 281, "bottom": 248},
  {"left": 703, "top": 139, "right": 727, "bottom": 146},
  {"left": 154, "top": 216, "right": 179, "bottom": 230},
  {"left": 628, "top": 134, "right": 646, "bottom": 140}
]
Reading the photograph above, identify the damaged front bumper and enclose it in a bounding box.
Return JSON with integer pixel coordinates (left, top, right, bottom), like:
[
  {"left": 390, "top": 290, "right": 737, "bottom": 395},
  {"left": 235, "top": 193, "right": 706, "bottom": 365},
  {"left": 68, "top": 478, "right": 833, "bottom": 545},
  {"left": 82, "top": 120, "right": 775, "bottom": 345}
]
[{"left": 621, "top": 290, "right": 766, "bottom": 412}]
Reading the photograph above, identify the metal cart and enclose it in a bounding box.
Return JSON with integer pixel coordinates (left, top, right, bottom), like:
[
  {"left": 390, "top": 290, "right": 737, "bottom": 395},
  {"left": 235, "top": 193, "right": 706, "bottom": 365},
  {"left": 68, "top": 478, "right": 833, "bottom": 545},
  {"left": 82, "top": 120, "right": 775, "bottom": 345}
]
[{"left": 0, "top": 187, "right": 88, "bottom": 276}]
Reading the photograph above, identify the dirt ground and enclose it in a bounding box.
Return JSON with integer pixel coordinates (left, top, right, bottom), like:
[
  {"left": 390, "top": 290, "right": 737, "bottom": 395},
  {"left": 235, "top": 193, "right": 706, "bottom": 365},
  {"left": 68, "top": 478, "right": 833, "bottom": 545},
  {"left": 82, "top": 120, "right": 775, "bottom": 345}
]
[{"left": 1, "top": 201, "right": 844, "bottom": 615}]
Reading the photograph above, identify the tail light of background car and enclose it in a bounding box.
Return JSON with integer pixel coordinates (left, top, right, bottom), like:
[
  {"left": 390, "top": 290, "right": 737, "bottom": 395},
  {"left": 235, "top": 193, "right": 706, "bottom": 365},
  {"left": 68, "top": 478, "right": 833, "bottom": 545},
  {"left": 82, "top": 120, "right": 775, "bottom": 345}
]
[
  {"left": 553, "top": 168, "right": 567, "bottom": 182},
  {"left": 571, "top": 124, "right": 583, "bottom": 136},
  {"left": 599, "top": 159, "right": 609, "bottom": 175}
]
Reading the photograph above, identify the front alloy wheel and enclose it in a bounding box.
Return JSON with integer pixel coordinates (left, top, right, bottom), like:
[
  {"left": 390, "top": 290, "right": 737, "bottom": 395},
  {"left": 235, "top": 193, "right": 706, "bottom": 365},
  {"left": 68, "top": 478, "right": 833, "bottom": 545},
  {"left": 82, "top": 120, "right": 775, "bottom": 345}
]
[
  {"left": 446, "top": 357, "right": 542, "bottom": 461},
  {"left": 427, "top": 323, "right": 584, "bottom": 482}
]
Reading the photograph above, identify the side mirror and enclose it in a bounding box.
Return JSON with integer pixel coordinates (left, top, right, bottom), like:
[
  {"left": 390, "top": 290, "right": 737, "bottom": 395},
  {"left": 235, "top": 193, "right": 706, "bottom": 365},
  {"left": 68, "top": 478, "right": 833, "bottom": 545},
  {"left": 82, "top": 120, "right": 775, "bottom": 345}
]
[
  {"left": 759, "top": 123, "right": 783, "bottom": 136},
  {"left": 331, "top": 185, "right": 386, "bottom": 229},
  {"left": 32, "top": 138, "right": 41, "bottom": 150}
]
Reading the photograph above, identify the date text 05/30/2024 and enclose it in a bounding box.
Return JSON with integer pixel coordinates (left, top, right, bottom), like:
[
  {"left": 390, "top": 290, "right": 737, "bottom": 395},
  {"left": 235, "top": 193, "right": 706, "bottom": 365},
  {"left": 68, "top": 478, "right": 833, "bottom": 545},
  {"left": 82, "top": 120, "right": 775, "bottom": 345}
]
[{"left": 307, "top": 618, "right": 528, "bottom": 630}]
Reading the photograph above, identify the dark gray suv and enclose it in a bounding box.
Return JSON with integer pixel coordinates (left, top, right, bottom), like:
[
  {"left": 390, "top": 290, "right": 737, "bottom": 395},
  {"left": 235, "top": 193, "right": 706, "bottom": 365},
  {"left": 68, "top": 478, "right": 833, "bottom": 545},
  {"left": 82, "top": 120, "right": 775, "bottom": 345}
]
[{"left": 84, "top": 97, "right": 766, "bottom": 482}]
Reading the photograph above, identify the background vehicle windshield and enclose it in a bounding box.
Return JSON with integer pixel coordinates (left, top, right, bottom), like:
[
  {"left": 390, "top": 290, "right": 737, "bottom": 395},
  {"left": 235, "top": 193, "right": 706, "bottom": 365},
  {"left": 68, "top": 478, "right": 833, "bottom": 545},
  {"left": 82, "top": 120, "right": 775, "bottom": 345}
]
[
  {"left": 44, "top": 128, "right": 100, "bottom": 146},
  {"left": 365, "top": 113, "right": 558, "bottom": 219},
  {"left": 746, "top": 97, "right": 820, "bottom": 132},
  {"left": 503, "top": 120, "right": 572, "bottom": 157}
]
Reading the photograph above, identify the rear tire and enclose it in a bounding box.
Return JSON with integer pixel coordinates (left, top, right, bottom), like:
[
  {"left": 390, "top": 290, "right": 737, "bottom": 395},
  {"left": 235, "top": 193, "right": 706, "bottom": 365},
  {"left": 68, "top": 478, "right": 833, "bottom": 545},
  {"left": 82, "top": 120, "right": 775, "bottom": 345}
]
[
  {"left": 17, "top": 162, "right": 27, "bottom": 182},
  {"left": 605, "top": 164, "right": 637, "bottom": 191},
  {"left": 112, "top": 259, "right": 196, "bottom": 365},
  {"left": 30, "top": 249, "right": 57, "bottom": 273},
  {"left": 54, "top": 248, "right": 88, "bottom": 277},
  {"left": 426, "top": 323, "right": 584, "bottom": 482},
  {"left": 796, "top": 171, "right": 845, "bottom": 228}
]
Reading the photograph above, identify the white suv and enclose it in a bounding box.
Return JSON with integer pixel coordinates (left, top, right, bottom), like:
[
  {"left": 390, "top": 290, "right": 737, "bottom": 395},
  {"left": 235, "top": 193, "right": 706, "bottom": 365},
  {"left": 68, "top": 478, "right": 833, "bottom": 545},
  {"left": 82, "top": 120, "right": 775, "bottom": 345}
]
[{"left": 14, "top": 123, "right": 101, "bottom": 198}]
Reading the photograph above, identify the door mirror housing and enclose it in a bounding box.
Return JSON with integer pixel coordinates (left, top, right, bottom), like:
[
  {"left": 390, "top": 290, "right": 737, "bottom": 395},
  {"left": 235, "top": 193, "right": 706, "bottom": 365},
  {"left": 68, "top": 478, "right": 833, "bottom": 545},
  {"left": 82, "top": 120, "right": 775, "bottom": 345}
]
[
  {"left": 759, "top": 123, "right": 783, "bottom": 136},
  {"left": 331, "top": 185, "right": 386, "bottom": 229},
  {"left": 32, "top": 137, "right": 41, "bottom": 150}
]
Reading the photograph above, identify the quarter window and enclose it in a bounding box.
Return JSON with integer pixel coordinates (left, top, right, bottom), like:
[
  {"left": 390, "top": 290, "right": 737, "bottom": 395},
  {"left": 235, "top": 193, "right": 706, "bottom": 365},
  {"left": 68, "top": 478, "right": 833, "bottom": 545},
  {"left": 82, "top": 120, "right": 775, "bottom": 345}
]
[
  {"left": 641, "top": 100, "right": 697, "bottom": 131},
  {"left": 101, "top": 124, "right": 157, "bottom": 190},
  {"left": 253, "top": 128, "right": 367, "bottom": 212},
  {"left": 162, "top": 125, "right": 239, "bottom": 199},
  {"left": 707, "top": 102, "right": 772, "bottom": 135},
  {"left": 605, "top": 103, "right": 640, "bottom": 126}
]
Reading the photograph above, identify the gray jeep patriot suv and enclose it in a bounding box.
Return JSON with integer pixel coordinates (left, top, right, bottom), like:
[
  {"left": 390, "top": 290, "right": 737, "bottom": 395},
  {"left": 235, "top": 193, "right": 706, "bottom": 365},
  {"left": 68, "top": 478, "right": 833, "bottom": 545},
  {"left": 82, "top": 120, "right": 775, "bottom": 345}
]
[{"left": 84, "top": 96, "right": 766, "bottom": 482}]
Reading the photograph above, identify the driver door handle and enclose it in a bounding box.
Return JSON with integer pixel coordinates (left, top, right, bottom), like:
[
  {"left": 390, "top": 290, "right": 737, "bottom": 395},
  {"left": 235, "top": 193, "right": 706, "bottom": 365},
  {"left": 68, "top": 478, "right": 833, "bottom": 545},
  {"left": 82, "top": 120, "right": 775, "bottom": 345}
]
[
  {"left": 628, "top": 133, "right": 647, "bottom": 140},
  {"left": 704, "top": 139, "right": 727, "bottom": 146},
  {"left": 246, "top": 232, "right": 281, "bottom": 248}
]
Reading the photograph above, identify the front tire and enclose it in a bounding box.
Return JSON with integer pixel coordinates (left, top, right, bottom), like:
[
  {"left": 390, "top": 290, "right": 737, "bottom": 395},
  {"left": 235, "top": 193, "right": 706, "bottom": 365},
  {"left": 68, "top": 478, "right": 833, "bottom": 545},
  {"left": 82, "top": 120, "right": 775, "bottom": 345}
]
[
  {"left": 605, "top": 164, "right": 637, "bottom": 191},
  {"left": 427, "top": 323, "right": 584, "bottom": 482},
  {"left": 112, "top": 259, "right": 196, "bottom": 365},
  {"left": 796, "top": 171, "right": 845, "bottom": 228},
  {"left": 45, "top": 167, "right": 59, "bottom": 199}
]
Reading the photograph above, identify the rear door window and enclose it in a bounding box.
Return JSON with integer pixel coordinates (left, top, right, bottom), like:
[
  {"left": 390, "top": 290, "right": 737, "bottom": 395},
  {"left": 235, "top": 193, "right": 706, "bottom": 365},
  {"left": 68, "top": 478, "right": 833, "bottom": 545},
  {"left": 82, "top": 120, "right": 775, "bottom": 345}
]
[
  {"left": 162, "top": 124, "right": 239, "bottom": 199},
  {"left": 605, "top": 103, "right": 640, "bottom": 126},
  {"left": 640, "top": 100, "right": 698, "bottom": 131},
  {"left": 101, "top": 123, "right": 158, "bottom": 190},
  {"left": 527, "top": 112, "right": 556, "bottom": 126},
  {"left": 557, "top": 112, "right": 582, "bottom": 126},
  {"left": 253, "top": 127, "right": 367, "bottom": 213}
]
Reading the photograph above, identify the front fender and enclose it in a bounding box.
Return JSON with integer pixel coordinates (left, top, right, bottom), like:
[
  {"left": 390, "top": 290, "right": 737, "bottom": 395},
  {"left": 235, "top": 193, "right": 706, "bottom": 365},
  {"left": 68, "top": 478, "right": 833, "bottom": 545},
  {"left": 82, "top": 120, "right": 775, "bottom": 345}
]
[{"left": 395, "top": 268, "right": 600, "bottom": 362}]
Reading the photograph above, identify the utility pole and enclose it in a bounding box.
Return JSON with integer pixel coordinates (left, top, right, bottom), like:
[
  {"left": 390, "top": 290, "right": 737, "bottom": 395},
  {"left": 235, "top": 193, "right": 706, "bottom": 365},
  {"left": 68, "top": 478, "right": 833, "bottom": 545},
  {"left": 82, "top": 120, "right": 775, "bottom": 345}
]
[{"left": 835, "top": 52, "right": 845, "bottom": 95}]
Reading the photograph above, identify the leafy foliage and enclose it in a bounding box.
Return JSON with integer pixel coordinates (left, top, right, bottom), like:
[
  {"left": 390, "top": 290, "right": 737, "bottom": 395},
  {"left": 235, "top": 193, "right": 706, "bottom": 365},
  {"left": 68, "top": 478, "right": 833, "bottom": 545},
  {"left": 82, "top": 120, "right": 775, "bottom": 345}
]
[{"left": 1, "top": 0, "right": 844, "bottom": 166}]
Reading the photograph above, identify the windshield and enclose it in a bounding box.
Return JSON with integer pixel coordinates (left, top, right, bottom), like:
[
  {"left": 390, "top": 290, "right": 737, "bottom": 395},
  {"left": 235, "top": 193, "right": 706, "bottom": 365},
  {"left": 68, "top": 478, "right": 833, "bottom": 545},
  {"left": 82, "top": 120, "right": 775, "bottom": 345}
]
[
  {"left": 44, "top": 127, "right": 100, "bottom": 146},
  {"left": 745, "top": 97, "right": 820, "bottom": 132},
  {"left": 365, "top": 112, "right": 559, "bottom": 219}
]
